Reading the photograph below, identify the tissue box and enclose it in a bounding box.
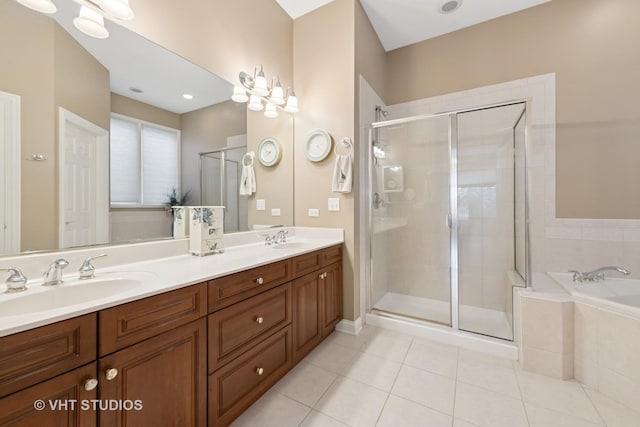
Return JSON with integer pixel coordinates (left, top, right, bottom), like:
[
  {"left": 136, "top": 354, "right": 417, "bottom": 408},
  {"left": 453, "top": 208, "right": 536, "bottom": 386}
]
[
  {"left": 189, "top": 206, "right": 224, "bottom": 256},
  {"left": 172, "top": 206, "right": 190, "bottom": 238}
]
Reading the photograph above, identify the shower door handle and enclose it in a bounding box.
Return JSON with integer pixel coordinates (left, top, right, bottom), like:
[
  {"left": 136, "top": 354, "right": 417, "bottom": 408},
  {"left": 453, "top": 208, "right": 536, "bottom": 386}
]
[{"left": 446, "top": 213, "right": 453, "bottom": 229}]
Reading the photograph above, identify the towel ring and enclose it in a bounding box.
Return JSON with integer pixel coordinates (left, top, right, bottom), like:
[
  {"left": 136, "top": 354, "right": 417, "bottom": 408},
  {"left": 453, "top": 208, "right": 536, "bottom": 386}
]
[
  {"left": 242, "top": 151, "right": 254, "bottom": 166},
  {"left": 334, "top": 137, "right": 353, "bottom": 157}
]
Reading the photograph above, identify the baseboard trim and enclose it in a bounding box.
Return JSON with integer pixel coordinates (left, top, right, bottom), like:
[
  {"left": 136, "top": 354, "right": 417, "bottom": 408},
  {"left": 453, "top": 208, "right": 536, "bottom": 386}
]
[{"left": 335, "top": 317, "right": 363, "bottom": 335}]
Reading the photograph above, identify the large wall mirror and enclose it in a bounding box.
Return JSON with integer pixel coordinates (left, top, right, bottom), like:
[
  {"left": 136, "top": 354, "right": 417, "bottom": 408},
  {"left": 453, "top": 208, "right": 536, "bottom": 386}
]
[{"left": 0, "top": 0, "right": 294, "bottom": 256}]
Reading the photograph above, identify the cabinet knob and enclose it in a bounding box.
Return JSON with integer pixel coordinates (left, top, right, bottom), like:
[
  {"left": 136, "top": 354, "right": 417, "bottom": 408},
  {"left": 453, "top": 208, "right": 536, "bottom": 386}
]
[
  {"left": 105, "top": 368, "right": 119, "bottom": 381},
  {"left": 256, "top": 316, "right": 264, "bottom": 324},
  {"left": 256, "top": 367, "right": 264, "bottom": 376},
  {"left": 319, "top": 272, "right": 327, "bottom": 279},
  {"left": 84, "top": 378, "right": 98, "bottom": 391},
  {"left": 256, "top": 277, "right": 264, "bottom": 285}
]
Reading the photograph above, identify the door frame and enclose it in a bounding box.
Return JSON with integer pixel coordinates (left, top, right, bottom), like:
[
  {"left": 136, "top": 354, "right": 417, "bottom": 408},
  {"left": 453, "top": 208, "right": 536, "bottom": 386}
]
[
  {"left": 58, "top": 107, "right": 109, "bottom": 248},
  {"left": 0, "top": 91, "right": 21, "bottom": 254}
]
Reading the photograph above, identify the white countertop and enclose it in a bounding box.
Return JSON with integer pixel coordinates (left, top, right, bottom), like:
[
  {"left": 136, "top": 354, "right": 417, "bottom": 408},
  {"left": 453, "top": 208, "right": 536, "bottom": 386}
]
[{"left": 0, "top": 227, "right": 344, "bottom": 337}]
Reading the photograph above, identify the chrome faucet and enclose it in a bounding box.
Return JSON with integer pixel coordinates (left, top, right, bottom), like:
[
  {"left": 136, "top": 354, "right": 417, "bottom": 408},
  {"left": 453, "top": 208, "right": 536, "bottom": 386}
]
[
  {"left": 42, "top": 259, "right": 69, "bottom": 286},
  {"left": 274, "top": 230, "right": 288, "bottom": 244},
  {"left": 78, "top": 254, "right": 108, "bottom": 280},
  {"left": 0, "top": 267, "right": 28, "bottom": 293},
  {"left": 584, "top": 266, "right": 630, "bottom": 281},
  {"left": 569, "top": 266, "right": 630, "bottom": 282}
]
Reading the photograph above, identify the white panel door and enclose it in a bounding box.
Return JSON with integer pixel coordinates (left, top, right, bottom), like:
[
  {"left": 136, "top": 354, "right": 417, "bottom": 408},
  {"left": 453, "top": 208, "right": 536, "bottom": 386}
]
[
  {"left": 59, "top": 108, "right": 109, "bottom": 249},
  {"left": 0, "top": 91, "right": 20, "bottom": 254}
]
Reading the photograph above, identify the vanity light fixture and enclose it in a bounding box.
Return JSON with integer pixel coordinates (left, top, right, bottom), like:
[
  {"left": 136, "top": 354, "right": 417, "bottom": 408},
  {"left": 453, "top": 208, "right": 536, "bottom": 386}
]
[
  {"left": 14, "top": 0, "right": 135, "bottom": 39},
  {"left": 232, "top": 65, "right": 299, "bottom": 118}
]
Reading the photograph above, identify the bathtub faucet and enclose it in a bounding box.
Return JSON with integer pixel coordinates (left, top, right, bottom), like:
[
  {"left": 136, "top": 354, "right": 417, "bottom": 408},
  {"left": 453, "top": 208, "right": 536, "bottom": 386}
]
[{"left": 570, "top": 266, "right": 630, "bottom": 282}]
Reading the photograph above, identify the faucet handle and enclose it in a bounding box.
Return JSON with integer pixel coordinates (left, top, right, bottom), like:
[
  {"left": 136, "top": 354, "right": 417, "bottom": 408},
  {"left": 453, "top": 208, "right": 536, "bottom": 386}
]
[
  {"left": 50, "top": 258, "right": 70, "bottom": 269},
  {"left": 79, "top": 254, "right": 108, "bottom": 280},
  {"left": 0, "top": 267, "right": 28, "bottom": 293},
  {"left": 569, "top": 270, "right": 584, "bottom": 282}
]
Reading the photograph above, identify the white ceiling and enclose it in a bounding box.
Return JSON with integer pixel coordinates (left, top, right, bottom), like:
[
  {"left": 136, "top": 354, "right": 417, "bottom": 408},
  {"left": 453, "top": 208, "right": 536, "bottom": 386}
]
[
  {"left": 276, "top": 0, "right": 552, "bottom": 52},
  {"left": 51, "top": 0, "right": 232, "bottom": 114}
]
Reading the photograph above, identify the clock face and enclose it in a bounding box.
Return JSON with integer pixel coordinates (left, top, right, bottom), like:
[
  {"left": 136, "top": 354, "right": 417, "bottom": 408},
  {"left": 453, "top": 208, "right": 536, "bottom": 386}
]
[
  {"left": 258, "top": 138, "right": 281, "bottom": 166},
  {"left": 304, "top": 129, "right": 332, "bottom": 162}
]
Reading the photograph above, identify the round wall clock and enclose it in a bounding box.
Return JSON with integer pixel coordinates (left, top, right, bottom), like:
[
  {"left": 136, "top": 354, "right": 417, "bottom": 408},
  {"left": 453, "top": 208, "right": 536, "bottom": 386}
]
[
  {"left": 304, "top": 129, "right": 332, "bottom": 162},
  {"left": 257, "top": 137, "right": 282, "bottom": 167}
]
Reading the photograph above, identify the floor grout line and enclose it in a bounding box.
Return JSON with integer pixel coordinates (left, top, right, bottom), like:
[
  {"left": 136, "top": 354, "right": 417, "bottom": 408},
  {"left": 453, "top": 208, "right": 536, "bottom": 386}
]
[
  {"left": 579, "top": 383, "right": 608, "bottom": 427},
  {"left": 510, "top": 358, "right": 532, "bottom": 427}
]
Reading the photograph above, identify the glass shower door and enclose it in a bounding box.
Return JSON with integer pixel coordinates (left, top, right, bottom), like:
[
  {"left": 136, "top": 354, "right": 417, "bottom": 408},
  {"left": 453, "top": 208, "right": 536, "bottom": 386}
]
[{"left": 370, "top": 114, "right": 452, "bottom": 325}]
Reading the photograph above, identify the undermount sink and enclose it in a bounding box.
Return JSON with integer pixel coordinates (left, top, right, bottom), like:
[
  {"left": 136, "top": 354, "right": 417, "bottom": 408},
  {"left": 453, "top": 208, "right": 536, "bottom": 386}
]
[{"left": 0, "top": 275, "right": 146, "bottom": 317}]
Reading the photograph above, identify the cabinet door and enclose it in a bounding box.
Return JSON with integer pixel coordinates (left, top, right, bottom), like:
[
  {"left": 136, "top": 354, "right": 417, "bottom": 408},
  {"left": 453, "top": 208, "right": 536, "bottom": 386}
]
[
  {"left": 0, "top": 363, "right": 97, "bottom": 427},
  {"left": 292, "top": 271, "right": 323, "bottom": 363},
  {"left": 322, "top": 262, "right": 343, "bottom": 337},
  {"left": 98, "top": 319, "right": 206, "bottom": 427}
]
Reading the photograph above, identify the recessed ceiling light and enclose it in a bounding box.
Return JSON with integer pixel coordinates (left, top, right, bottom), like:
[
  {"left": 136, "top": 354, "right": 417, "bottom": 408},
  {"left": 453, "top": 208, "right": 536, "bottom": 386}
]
[
  {"left": 183, "top": 94, "right": 194, "bottom": 100},
  {"left": 129, "top": 87, "right": 143, "bottom": 93},
  {"left": 439, "top": 0, "right": 463, "bottom": 14}
]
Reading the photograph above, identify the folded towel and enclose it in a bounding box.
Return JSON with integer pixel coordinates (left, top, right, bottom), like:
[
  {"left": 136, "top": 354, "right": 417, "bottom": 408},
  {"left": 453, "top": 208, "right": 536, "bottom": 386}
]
[
  {"left": 240, "top": 153, "right": 256, "bottom": 195},
  {"left": 332, "top": 153, "right": 353, "bottom": 193}
]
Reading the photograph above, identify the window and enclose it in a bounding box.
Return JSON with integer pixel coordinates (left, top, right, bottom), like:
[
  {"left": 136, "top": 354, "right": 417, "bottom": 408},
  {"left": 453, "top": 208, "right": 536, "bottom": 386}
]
[{"left": 110, "top": 114, "right": 180, "bottom": 207}]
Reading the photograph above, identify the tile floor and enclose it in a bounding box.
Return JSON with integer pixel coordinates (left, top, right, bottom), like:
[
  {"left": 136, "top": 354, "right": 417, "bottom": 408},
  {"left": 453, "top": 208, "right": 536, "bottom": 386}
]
[{"left": 231, "top": 326, "right": 640, "bottom": 427}]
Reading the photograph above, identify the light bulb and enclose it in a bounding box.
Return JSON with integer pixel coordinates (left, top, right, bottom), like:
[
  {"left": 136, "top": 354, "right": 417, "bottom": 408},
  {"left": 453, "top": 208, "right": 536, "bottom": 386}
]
[
  {"left": 248, "top": 95, "right": 263, "bottom": 111},
  {"left": 269, "top": 83, "right": 285, "bottom": 106},
  {"left": 231, "top": 86, "right": 249, "bottom": 103},
  {"left": 73, "top": 6, "right": 109, "bottom": 39},
  {"left": 284, "top": 93, "right": 299, "bottom": 113},
  {"left": 264, "top": 103, "right": 278, "bottom": 118},
  {"left": 15, "top": 0, "right": 57, "bottom": 14}
]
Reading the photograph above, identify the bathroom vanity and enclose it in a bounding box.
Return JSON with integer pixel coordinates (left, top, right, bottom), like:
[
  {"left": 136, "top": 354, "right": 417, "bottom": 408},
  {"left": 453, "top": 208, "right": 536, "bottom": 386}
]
[{"left": 0, "top": 231, "right": 343, "bottom": 426}]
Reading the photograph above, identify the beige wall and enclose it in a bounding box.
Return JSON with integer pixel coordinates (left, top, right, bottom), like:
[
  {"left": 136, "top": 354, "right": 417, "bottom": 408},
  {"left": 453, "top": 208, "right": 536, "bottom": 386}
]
[
  {"left": 355, "top": 1, "right": 387, "bottom": 104},
  {"left": 294, "top": 0, "right": 357, "bottom": 320},
  {"left": 387, "top": 0, "right": 640, "bottom": 219},
  {"left": 0, "top": 1, "right": 110, "bottom": 251},
  {"left": 111, "top": 93, "right": 181, "bottom": 130},
  {"left": 181, "top": 100, "right": 247, "bottom": 204},
  {"left": 121, "top": 0, "right": 293, "bottom": 89}
]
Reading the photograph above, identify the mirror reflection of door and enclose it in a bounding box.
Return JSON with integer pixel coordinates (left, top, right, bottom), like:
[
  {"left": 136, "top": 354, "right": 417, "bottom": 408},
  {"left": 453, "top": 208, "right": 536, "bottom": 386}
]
[
  {"left": 0, "top": 91, "right": 20, "bottom": 254},
  {"left": 59, "top": 108, "right": 109, "bottom": 248}
]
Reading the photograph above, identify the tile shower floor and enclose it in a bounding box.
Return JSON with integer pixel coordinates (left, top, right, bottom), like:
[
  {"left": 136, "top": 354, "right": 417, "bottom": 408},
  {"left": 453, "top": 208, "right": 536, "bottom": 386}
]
[{"left": 231, "top": 326, "right": 640, "bottom": 427}]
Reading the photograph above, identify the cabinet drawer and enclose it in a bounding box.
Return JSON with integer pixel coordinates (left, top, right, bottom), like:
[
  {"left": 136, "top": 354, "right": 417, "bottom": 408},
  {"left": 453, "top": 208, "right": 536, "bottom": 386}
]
[
  {"left": 0, "top": 314, "right": 96, "bottom": 398},
  {"left": 322, "top": 245, "right": 342, "bottom": 266},
  {"left": 209, "top": 284, "right": 291, "bottom": 373},
  {"left": 209, "top": 326, "right": 292, "bottom": 426},
  {"left": 208, "top": 260, "right": 291, "bottom": 312},
  {"left": 291, "top": 250, "right": 322, "bottom": 278},
  {"left": 0, "top": 362, "right": 97, "bottom": 427},
  {"left": 99, "top": 283, "right": 207, "bottom": 356}
]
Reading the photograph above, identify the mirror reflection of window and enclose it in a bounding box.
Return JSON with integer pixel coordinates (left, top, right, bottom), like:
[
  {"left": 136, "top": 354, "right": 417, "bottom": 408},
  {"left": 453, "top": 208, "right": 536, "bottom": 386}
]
[{"left": 110, "top": 114, "right": 181, "bottom": 207}]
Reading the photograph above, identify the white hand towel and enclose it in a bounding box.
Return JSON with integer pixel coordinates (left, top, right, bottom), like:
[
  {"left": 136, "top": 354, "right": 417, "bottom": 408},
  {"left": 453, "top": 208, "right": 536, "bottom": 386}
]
[
  {"left": 239, "top": 154, "right": 256, "bottom": 196},
  {"left": 332, "top": 153, "right": 353, "bottom": 193}
]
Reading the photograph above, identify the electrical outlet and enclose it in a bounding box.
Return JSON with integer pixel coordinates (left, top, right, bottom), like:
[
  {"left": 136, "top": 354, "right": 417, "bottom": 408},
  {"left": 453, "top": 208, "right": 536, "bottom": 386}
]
[
  {"left": 256, "top": 199, "right": 266, "bottom": 211},
  {"left": 271, "top": 208, "right": 281, "bottom": 217},
  {"left": 308, "top": 208, "right": 320, "bottom": 217},
  {"left": 328, "top": 198, "right": 340, "bottom": 212}
]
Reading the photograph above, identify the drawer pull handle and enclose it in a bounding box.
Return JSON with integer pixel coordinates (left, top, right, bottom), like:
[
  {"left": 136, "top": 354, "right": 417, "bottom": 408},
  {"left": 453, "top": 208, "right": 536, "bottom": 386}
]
[
  {"left": 84, "top": 378, "right": 98, "bottom": 391},
  {"left": 256, "top": 277, "right": 264, "bottom": 285},
  {"left": 105, "top": 368, "right": 118, "bottom": 381},
  {"left": 256, "top": 316, "right": 264, "bottom": 324},
  {"left": 256, "top": 367, "right": 264, "bottom": 376}
]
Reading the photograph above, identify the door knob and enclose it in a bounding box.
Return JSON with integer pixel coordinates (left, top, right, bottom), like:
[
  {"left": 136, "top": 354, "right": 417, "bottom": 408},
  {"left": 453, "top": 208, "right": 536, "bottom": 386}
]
[
  {"left": 256, "top": 277, "right": 264, "bottom": 285},
  {"left": 256, "top": 367, "right": 264, "bottom": 376},
  {"left": 105, "top": 368, "right": 118, "bottom": 381},
  {"left": 256, "top": 316, "right": 264, "bottom": 324},
  {"left": 84, "top": 378, "right": 98, "bottom": 391}
]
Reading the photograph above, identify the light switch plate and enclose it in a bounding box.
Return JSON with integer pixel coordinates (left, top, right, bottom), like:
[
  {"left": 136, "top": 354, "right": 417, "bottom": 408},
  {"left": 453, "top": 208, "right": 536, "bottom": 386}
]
[
  {"left": 308, "top": 208, "right": 320, "bottom": 217},
  {"left": 256, "top": 199, "right": 266, "bottom": 211},
  {"left": 328, "top": 198, "right": 340, "bottom": 212},
  {"left": 271, "top": 208, "right": 281, "bottom": 217}
]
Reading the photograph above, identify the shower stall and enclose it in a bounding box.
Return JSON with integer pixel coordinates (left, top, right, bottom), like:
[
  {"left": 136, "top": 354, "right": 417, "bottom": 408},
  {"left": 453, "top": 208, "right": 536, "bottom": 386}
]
[
  {"left": 200, "top": 147, "right": 249, "bottom": 233},
  {"left": 367, "top": 101, "right": 528, "bottom": 341}
]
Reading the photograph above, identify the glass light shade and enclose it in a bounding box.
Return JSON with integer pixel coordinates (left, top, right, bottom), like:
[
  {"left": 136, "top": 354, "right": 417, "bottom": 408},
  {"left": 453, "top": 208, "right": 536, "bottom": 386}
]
[
  {"left": 95, "top": 0, "right": 134, "bottom": 20},
  {"left": 284, "top": 94, "right": 299, "bottom": 113},
  {"left": 269, "top": 85, "right": 285, "bottom": 106},
  {"left": 253, "top": 72, "right": 269, "bottom": 97},
  {"left": 231, "top": 86, "right": 249, "bottom": 103},
  {"left": 73, "top": 6, "right": 109, "bottom": 39},
  {"left": 264, "top": 103, "right": 278, "bottom": 118},
  {"left": 247, "top": 95, "right": 264, "bottom": 111},
  {"left": 15, "top": 0, "right": 57, "bottom": 14}
]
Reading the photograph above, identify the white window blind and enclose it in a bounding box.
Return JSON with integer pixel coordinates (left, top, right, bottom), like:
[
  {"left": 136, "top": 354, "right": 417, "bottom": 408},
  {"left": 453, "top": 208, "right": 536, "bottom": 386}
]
[{"left": 110, "top": 115, "right": 180, "bottom": 206}]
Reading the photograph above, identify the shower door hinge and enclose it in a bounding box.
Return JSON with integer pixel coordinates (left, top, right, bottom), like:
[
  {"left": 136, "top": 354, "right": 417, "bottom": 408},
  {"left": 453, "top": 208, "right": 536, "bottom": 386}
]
[{"left": 446, "top": 213, "right": 453, "bottom": 229}]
